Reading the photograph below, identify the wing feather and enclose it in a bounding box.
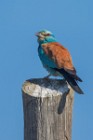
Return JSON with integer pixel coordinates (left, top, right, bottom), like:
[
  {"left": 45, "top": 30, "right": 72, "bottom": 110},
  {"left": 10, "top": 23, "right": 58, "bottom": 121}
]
[{"left": 42, "top": 42, "right": 74, "bottom": 70}]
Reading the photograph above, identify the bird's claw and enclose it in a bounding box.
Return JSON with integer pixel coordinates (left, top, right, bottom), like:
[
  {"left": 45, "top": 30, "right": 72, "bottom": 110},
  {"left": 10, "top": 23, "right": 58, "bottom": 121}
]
[{"left": 43, "top": 74, "right": 51, "bottom": 80}]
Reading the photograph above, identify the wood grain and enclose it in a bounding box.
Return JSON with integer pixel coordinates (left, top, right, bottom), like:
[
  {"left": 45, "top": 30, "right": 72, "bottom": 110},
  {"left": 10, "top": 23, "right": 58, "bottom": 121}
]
[{"left": 22, "top": 78, "right": 74, "bottom": 140}]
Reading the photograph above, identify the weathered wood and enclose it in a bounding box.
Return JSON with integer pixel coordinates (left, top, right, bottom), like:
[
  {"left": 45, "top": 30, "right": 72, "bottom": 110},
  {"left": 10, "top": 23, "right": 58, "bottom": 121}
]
[{"left": 22, "top": 78, "right": 74, "bottom": 140}]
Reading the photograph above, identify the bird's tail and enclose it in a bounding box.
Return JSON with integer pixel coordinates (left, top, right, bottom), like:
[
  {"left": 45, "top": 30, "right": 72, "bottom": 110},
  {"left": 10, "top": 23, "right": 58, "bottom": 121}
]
[{"left": 54, "top": 68, "right": 84, "bottom": 94}]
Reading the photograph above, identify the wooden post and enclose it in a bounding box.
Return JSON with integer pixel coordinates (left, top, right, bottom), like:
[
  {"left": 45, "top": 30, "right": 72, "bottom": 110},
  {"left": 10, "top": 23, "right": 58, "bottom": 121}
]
[{"left": 22, "top": 78, "right": 74, "bottom": 140}]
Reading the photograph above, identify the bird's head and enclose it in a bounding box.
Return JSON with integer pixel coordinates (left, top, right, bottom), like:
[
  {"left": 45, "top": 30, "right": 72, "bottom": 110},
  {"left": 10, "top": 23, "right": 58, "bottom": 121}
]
[{"left": 36, "top": 30, "right": 56, "bottom": 44}]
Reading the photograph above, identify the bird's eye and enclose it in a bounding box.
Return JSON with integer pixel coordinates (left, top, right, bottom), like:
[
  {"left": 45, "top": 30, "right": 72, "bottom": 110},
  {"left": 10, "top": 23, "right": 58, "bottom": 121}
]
[
  {"left": 46, "top": 33, "right": 50, "bottom": 36},
  {"left": 43, "top": 33, "right": 50, "bottom": 36},
  {"left": 41, "top": 32, "right": 50, "bottom": 36}
]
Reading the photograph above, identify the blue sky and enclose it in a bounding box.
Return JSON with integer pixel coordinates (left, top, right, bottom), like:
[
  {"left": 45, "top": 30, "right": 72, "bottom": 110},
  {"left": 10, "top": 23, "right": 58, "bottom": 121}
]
[{"left": 0, "top": 0, "right": 93, "bottom": 140}]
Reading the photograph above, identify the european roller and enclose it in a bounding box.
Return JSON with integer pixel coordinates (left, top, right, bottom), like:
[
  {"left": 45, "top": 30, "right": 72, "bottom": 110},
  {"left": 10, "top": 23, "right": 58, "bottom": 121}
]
[{"left": 36, "top": 30, "right": 84, "bottom": 94}]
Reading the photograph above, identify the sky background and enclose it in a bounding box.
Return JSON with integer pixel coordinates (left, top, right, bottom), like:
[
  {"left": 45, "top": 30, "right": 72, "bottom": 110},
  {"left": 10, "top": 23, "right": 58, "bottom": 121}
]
[{"left": 0, "top": 0, "right": 93, "bottom": 140}]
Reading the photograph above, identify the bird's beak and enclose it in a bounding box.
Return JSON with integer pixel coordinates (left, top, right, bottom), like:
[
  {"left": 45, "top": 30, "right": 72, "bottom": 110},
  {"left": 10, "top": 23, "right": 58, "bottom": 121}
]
[
  {"left": 35, "top": 32, "right": 44, "bottom": 38},
  {"left": 35, "top": 32, "right": 40, "bottom": 37}
]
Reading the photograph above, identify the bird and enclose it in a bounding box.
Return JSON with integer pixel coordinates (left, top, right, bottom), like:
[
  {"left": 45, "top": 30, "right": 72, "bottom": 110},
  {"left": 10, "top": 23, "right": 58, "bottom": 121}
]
[{"left": 36, "top": 29, "right": 84, "bottom": 94}]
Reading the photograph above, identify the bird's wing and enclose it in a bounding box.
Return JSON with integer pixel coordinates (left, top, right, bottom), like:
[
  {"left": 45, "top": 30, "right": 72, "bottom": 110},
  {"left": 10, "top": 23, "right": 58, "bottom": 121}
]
[
  {"left": 42, "top": 42, "right": 75, "bottom": 71},
  {"left": 41, "top": 42, "right": 83, "bottom": 94}
]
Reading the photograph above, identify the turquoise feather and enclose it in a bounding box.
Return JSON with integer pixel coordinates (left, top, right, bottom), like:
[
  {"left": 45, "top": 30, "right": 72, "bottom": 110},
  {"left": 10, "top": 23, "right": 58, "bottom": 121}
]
[
  {"left": 37, "top": 31, "right": 58, "bottom": 75},
  {"left": 38, "top": 45, "right": 57, "bottom": 68}
]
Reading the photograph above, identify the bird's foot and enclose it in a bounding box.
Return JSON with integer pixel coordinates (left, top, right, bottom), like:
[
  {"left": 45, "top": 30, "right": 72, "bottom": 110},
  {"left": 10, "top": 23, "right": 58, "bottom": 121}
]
[
  {"left": 62, "top": 78, "right": 67, "bottom": 83},
  {"left": 43, "top": 74, "right": 51, "bottom": 80}
]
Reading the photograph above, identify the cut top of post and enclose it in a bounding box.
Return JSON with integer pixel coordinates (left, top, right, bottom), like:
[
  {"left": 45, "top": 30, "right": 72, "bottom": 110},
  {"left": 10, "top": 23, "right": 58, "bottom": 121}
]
[{"left": 22, "top": 78, "right": 73, "bottom": 98}]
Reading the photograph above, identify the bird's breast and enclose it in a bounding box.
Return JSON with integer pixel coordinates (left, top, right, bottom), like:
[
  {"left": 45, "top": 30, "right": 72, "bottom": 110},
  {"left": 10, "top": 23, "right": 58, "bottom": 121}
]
[{"left": 38, "top": 46, "right": 57, "bottom": 68}]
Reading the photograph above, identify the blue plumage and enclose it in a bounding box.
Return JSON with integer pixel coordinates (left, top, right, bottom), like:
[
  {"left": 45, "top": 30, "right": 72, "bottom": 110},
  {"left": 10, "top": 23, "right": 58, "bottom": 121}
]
[
  {"left": 38, "top": 45, "right": 57, "bottom": 68},
  {"left": 37, "top": 30, "right": 58, "bottom": 75},
  {"left": 38, "top": 45, "right": 58, "bottom": 75}
]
